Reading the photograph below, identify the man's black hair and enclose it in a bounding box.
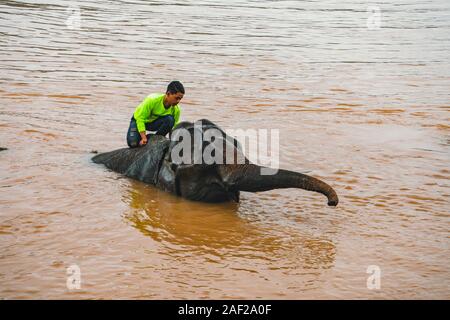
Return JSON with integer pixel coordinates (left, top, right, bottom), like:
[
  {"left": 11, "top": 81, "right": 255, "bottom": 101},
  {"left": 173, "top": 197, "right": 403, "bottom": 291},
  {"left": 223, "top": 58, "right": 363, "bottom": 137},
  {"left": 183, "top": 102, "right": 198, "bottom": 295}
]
[{"left": 167, "top": 81, "right": 185, "bottom": 94}]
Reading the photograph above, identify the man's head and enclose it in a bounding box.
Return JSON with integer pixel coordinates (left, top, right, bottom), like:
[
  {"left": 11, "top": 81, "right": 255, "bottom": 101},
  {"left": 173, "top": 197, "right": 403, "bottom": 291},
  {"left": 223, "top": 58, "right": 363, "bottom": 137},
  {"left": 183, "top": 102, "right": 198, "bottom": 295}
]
[{"left": 165, "top": 81, "right": 184, "bottom": 107}]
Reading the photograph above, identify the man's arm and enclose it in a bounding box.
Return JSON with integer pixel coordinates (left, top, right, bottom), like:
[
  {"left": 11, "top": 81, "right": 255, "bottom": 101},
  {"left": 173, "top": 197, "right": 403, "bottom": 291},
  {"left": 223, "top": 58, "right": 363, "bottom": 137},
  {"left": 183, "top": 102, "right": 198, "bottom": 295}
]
[
  {"left": 139, "top": 131, "right": 147, "bottom": 145},
  {"left": 134, "top": 96, "right": 153, "bottom": 145}
]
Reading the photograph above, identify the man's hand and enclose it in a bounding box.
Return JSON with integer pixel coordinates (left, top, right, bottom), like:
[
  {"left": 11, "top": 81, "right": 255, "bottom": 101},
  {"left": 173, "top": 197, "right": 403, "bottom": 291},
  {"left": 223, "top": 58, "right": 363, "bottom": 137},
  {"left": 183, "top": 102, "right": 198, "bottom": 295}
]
[
  {"left": 139, "top": 137, "right": 148, "bottom": 146},
  {"left": 139, "top": 131, "right": 148, "bottom": 146}
]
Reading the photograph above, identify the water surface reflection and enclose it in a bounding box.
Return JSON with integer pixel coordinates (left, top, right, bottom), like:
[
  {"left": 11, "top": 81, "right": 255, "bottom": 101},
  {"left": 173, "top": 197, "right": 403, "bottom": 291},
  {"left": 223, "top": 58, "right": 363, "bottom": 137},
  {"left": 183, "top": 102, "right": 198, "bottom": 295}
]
[{"left": 124, "top": 180, "right": 336, "bottom": 272}]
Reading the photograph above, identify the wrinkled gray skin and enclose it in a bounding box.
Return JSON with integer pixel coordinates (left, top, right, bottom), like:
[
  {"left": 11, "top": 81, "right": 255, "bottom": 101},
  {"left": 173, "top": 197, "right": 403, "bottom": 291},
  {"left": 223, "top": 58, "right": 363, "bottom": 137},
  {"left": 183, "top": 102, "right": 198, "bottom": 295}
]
[{"left": 92, "top": 119, "right": 339, "bottom": 206}]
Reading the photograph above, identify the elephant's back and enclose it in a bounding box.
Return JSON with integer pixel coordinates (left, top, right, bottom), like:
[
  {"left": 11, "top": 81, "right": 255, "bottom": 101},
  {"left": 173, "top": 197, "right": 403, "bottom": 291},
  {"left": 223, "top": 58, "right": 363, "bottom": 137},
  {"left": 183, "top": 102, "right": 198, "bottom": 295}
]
[
  {"left": 92, "top": 135, "right": 170, "bottom": 184},
  {"left": 92, "top": 147, "right": 142, "bottom": 174}
]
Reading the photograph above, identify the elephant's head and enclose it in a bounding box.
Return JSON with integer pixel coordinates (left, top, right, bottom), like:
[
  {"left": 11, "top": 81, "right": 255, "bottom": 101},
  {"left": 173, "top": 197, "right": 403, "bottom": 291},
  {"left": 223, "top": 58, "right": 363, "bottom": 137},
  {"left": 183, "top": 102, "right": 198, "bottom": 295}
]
[{"left": 161, "top": 119, "right": 339, "bottom": 206}]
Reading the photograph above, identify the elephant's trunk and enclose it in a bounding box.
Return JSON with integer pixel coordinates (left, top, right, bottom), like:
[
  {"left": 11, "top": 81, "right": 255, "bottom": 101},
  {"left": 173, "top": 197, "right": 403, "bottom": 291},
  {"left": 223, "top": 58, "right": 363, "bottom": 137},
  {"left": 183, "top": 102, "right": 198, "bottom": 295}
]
[{"left": 221, "top": 164, "right": 339, "bottom": 206}]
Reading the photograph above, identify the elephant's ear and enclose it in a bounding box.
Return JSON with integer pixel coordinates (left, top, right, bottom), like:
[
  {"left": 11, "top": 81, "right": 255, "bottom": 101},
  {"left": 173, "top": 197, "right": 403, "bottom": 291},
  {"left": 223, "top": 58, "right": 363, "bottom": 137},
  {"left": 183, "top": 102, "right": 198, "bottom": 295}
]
[
  {"left": 172, "top": 163, "right": 220, "bottom": 196},
  {"left": 172, "top": 163, "right": 194, "bottom": 196}
]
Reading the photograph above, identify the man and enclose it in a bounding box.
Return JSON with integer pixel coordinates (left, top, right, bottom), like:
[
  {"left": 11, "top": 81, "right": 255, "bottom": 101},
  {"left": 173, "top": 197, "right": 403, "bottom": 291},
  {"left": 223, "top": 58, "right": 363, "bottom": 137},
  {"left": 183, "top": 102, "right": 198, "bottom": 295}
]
[{"left": 127, "top": 81, "right": 184, "bottom": 148}]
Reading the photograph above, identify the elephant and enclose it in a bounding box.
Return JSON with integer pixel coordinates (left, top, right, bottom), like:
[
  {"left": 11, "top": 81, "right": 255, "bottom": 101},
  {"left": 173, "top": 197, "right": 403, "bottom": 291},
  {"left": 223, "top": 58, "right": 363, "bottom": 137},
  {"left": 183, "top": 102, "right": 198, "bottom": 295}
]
[{"left": 92, "top": 119, "right": 339, "bottom": 206}]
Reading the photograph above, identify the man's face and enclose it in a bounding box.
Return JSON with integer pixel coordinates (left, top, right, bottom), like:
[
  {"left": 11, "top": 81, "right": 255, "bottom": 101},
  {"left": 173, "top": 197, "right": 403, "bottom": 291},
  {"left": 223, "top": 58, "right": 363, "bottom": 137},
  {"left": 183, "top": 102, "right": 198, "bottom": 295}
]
[{"left": 166, "top": 92, "right": 184, "bottom": 106}]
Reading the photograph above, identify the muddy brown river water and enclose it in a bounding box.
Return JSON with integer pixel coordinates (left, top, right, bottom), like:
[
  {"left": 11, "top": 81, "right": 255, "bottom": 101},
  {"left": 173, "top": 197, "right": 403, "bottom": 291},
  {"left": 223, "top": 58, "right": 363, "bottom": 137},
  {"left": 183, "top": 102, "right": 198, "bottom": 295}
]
[{"left": 0, "top": 0, "right": 449, "bottom": 299}]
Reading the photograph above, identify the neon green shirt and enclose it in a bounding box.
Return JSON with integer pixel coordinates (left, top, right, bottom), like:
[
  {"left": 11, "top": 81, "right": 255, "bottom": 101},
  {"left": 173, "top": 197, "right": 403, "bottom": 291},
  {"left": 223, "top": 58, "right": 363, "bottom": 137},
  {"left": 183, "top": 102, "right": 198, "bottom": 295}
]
[{"left": 133, "top": 93, "right": 181, "bottom": 133}]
